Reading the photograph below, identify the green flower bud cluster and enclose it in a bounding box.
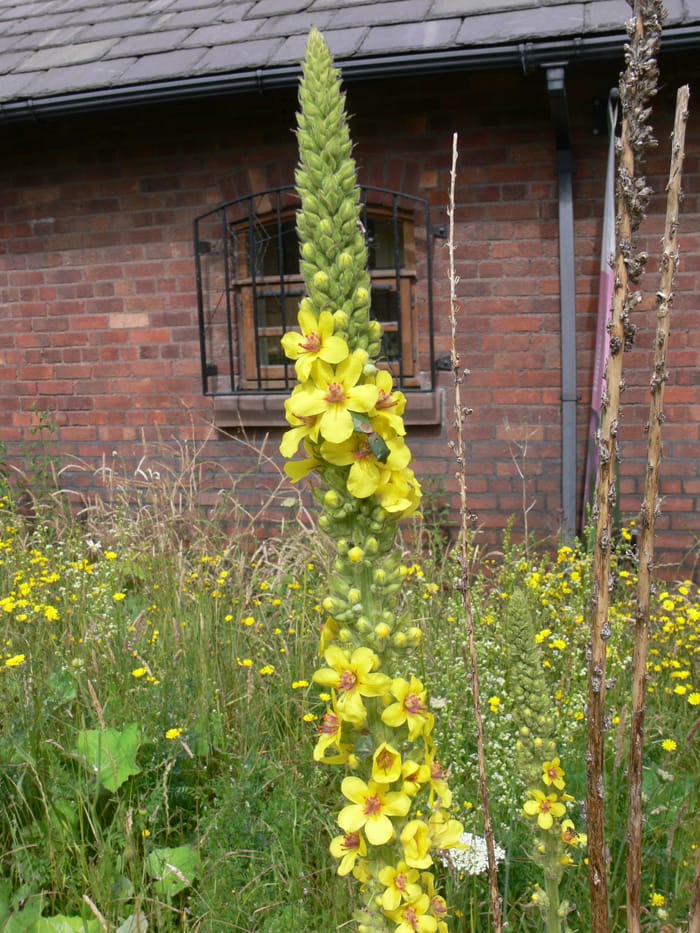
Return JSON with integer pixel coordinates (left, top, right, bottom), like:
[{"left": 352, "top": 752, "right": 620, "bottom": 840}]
[
  {"left": 295, "top": 27, "right": 375, "bottom": 354},
  {"left": 504, "top": 589, "right": 558, "bottom": 786}
]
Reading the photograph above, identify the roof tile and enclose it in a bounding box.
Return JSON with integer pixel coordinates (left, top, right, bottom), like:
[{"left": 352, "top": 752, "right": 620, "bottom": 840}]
[
  {"left": 276, "top": 26, "right": 367, "bottom": 63},
  {"left": 360, "top": 18, "right": 462, "bottom": 54},
  {"left": 254, "top": 10, "right": 334, "bottom": 37},
  {"left": 117, "top": 46, "right": 208, "bottom": 82},
  {"left": 456, "top": 3, "right": 584, "bottom": 44},
  {"left": 193, "top": 36, "right": 286, "bottom": 72},
  {"left": 181, "top": 20, "right": 263, "bottom": 46},
  {"left": 248, "top": 0, "right": 313, "bottom": 17},
  {"left": 329, "top": 0, "right": 433, "bottom": 29},
  {"left": 109, "top": 30, "right": 195, "bottom": 59},
  {"left": 17, "top": 39, "right": 116, "bottom": 72}
]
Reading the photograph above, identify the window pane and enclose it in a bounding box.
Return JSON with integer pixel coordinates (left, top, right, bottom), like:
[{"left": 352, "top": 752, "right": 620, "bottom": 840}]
[
  {"left": 256, "top": 293, "right": 292, "bottom": 329},
  {"left": 252, "top": 219, "right": 298, "bottom": 277},
  {"left": 367, "top": 217, "right": 404, "bottom": 270},
  {"left": 259, "top": 336, "right": 287, "bottom": 367},
  {"left": 371, "top": 286, "right": 399, "bottom": 325}
]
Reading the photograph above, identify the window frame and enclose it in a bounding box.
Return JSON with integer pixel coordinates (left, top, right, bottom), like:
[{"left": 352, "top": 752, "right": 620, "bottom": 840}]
[{"left": 194, "top": 185, "right": 436, "bottom": 398}]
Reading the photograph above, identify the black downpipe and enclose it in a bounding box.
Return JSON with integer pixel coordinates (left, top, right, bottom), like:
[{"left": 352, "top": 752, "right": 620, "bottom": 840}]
[{"left": 547, "top": 65, "right": 577, "bottom": 540}]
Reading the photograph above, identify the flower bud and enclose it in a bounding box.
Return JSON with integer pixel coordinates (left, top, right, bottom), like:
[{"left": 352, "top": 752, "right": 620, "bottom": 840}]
[
  {"left": 374, "top": 622, "right": 391, "bottom": 640},
  {"left": 301, "top": 242, "right": 315, "bottom": 260},
  {"left": 324, "top": 489, "right": 340, "bottom": 508},
  {"left": 348, "top": 546, "right": 364, "bottom": 563},
  {"left": 339, "top": 251, "right": 353, "bottom": 270},
  {"left": 347, "top": 588, "right": 361, "bottom": 605},
  {"left": 313, "top": 271, "right": 329, "bottom": 291}
]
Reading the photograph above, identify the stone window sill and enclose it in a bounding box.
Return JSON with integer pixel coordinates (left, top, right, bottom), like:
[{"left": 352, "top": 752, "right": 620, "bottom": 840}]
[{"left": 212, "top": 388, "right": 444, "bottom": 429}]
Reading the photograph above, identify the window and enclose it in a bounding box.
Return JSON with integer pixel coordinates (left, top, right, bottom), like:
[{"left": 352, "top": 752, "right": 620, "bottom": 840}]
[{"left": 194, "top": 185, "right": 436, "bottom": 398}]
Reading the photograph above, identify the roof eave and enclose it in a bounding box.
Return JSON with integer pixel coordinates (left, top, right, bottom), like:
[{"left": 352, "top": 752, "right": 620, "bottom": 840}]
[{"left": 1, "top": 24, "right": 697, "bottom": 124}]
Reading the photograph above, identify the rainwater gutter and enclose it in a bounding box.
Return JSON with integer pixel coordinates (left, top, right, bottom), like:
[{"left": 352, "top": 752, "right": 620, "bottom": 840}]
[
  {"left": 546, "top": 65, "right": 577, "bottom": 540},
  {"left": 0, "top": 25, "right": 697, "bottom": 124}
]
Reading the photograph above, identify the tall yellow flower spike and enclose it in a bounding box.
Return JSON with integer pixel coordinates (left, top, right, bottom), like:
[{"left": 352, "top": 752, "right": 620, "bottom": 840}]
[{"left": 282, "top": 28, "right": 462, "bottom": 932}]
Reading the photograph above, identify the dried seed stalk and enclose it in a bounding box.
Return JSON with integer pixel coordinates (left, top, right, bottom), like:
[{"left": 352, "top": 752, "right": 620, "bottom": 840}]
[
  {"left": 626, "top": 83, "right": 689, "bottom": 933},
  {"left": 586, "top": 3, "right": 664, "bottom": 930},
  {"left": 447, "top": 132, "right": 503, "bottom": 933}
]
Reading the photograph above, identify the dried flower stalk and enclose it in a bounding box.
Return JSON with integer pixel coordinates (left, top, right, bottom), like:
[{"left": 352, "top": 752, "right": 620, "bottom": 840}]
[
  {"left": 626, "top": 82, "right": 689, "bottom": 933},
  {"left": 447, "top": 131, "right": 503, "bottom": 933},
  {"left": 586, "top": 3, "right": 664, "bottom": 930}
]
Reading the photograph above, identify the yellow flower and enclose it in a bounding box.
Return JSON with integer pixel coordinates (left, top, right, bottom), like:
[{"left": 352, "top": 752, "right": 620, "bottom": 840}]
[
  {"left": 113, "top": 592, "right": 126, "bottom": 602},
  {"left": 165, "top": 727, "right": 183, "bottom": 740},
  {"left": 131, "top": 667, "right": 147, "bottom": 679},
  {"left": 290, "top": 350, "right": 378, "bottom": 444},
  {"left": 4, "top": 654, "right": 26, "bottom": 668},
  {"left": 259, "top": 664, "right": 275, "bottom": 676},
  {"left": 400, "top": 819, "right": 433, "bottom": 869},
  {"left": 321, "top": 433, "right": 410, "bottom": 499},
  {"left": 542, "top": 757, "right": 566, "bottom": 790},
  {"left": 560, "top": 819, "right": 586, "bottom": 848},
  {"left": 329, "top": 829, "right": 367, "bottom": 876},
  {"left": 650, "top": 892, "right": 665, "bottom": 907},
  {"left": 427, "top": 809, "right": 464, "bottom": 850},
  {"left": 313, "top": 645, "right": 391, "bottom": 725},
  {"left": 689, "top": 692, "right": 700, "bottom": 706},
  {"left": 382, "top": 676, "right": 433, "bottom": 741},
  {"left": 387, "top": 893, "right": 438, "bottom": 933},
  {"left": 281, "top": 307, "right": 349, "bottom": 382},
  {"left": 377, "top": 861, "right": 421, "bottom": 912},
  {"left": 338, "top": 776, "right": 410, "bottom": 846},
  {"left": 523, "top": 790, "right": 566, "bottom": 831},
  {"left": 292, "top": 679, "right": 309, "bottom": 689},
  {"left": 371, "top": 742, "right": 403, "bottom": 784},
  {"left": 368, "top": 369, "right": 407, "bottom": 437},
  {"left": 661, "top": 738, "right": 677, "bottom": 752}
]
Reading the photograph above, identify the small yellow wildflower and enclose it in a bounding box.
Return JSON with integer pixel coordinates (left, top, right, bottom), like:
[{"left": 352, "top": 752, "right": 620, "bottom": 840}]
[
  {"left": 113, "top": 592, "right": 126, "bottom": 602},
  {"left": 105, "top": 551, "right": 117, "bottom": 560},
  {"left": 259, "top": 664, "right": 275, "bottom": 676},
  {"left": 236, "top": 657, "right": 253, "bottom": 668},
  {"left": 4, "top": 654, "right": 26, "bottom": 668},
  {"left": 661, "top": 739, "right": 677, "bottom": 752},
  {"left": 303, "top": 712, "right": 318, "bottom": 723},
  {"left": 241, "top": 616, "right": 255, "bottom": 627},
  {"left": 292, "top": 679, "right": 309, "bottom": 689},
  {"left": 165, "top": 728, "right": 183, "bottom": 740},
  {"left": 689, "top": 692, "right": 700, "bottom": 706},
  {"left": 131, "top": 667, "right": 147, "bottom": 678},
  {"left": 650, "top": 893, "right": 665, "bottom": 907}
]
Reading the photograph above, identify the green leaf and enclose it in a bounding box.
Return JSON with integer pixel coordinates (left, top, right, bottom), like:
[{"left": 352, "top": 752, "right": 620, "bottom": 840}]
[
  {"left": 76, "top": 723, "right": 142, "bottom": 793},
  {"left": 146, "top": 845, "right": 200, "bottom": 899},
  {"left": 350, "top": 412, "right": 372, "bottom": 434},
  {"left": 116, "top": 913, "right": 148, "bottom": 933},
  {"left": 35, "top": 917, "right": 101, "bottom": 932}
]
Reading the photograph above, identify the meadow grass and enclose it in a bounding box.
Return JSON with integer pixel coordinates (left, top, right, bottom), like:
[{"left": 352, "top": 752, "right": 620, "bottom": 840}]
[{"left": 0, "top": 458, "right": 698, "bottom": 932}]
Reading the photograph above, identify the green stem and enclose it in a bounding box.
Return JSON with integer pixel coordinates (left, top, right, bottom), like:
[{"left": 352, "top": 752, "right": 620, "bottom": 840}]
[{"left": 545, "top": 874, "right": 562, "bottom": 933}]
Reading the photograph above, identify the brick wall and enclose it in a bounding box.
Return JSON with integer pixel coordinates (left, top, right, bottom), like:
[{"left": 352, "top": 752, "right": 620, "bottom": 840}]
[{"left": 1, "top": 55, "right": 698, "bottom": 573}]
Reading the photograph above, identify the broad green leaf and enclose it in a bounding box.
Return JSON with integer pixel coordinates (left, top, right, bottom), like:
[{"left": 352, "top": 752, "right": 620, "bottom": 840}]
[
  {"left": 146, "top": 845, "right": 200, "bottom": 899},
  {"left": 76, "top": 723, "right": 142, "bottom": 793},
  {"left": 35, "top": 917, "right": 100, "bottom": 932},
  {"left": 116, "top": 913, "right": 148, "bottom": 933}
]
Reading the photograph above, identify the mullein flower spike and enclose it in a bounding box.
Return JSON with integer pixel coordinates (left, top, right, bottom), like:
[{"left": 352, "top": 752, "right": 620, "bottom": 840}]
[
  {"left": 281, "top": 27, "right": 462, "bottom": 932},
  {"left": 505, "top": 590, "right": 586, "bottom": 933}
]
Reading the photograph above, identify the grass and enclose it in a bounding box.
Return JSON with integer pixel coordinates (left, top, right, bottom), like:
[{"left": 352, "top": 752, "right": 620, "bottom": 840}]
[{"left": 0, "top": 452, "right": 698, "bottom": 932}]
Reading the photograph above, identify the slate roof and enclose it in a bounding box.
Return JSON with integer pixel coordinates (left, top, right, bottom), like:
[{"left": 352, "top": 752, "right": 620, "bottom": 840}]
[{"left": 0, "top": 0, "right": 699, "bottom": 118}]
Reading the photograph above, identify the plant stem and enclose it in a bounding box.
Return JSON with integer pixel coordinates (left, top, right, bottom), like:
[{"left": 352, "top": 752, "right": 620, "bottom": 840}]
[
  {"left": 586, "top": 5, "right": 663, "bottom": 930},
  {"left": 447, "top": 131, "right": 503, "bottom": 933},
  {"left": 545, "top": 874, "right": 562, "bottom": 933},
  {"left": 626, "top": 82, "right": 689, "bottom": 933}
]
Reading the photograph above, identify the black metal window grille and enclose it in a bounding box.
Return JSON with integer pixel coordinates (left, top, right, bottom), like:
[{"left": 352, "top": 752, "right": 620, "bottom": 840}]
[{"left": 194, "top": 185, "right": 435, "bottom": 396}]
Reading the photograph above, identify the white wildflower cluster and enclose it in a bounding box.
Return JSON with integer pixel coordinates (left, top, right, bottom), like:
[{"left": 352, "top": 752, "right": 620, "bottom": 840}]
[{"left": 439, "top": 832, "right": 506, "bottom": 876}]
